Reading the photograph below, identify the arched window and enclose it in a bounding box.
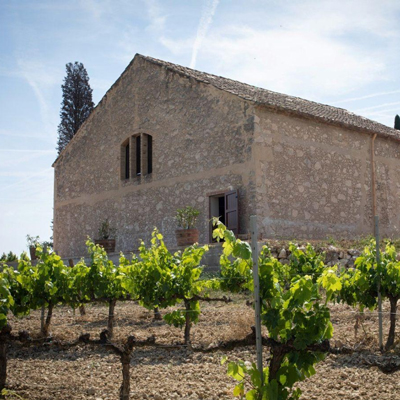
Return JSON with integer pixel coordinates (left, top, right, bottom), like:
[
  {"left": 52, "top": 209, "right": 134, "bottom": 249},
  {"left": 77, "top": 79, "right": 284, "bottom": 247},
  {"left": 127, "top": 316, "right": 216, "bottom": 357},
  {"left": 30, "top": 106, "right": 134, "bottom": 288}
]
[{"left": 121, "top": 133, "right": 152, "bottom": 180}]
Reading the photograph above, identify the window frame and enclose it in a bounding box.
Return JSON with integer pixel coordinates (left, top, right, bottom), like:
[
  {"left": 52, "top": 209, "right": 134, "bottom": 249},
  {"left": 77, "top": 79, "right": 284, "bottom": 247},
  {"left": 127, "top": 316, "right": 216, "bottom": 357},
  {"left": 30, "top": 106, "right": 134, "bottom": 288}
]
[{"left": 120, "top": 133, "right": 153, "bottom": 181}]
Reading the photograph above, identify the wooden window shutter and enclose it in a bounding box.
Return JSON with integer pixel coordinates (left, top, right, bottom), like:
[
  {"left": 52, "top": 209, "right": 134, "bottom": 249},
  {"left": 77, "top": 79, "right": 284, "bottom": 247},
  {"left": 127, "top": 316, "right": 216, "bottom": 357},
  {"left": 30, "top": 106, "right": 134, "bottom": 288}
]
[
  {"left": 225, "top": 190, "right": 239, "bottom": 235},
  {"left": 136, "top": 135, "right": 141, "bottom": 175},
  {"left": 125, "top": 144, "right": 130, "bottom": 179}
]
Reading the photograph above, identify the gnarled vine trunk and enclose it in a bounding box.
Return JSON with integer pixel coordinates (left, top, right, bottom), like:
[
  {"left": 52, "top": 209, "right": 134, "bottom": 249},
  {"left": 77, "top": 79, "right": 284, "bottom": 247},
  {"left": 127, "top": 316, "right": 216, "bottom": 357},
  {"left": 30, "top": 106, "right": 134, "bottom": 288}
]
[
  {"left": 108, "top": 299, "right": 117, "bottom": 339},
  {"left": 40, "top": 305, "right": 45, "bottom": 333},
  {"left": 119, "top": 352, "right": 131, "bottom": 400},
  {"left": 0, "top": 324, "right": 11, "bottom": 395},
  {"left": 153, "top": 307, "right": 162, "bottom": 321},
  {"left": 41, "top": 303, "right": 53, "bottom": 337},
  {"left": 386, "top": 296, "right": 398, "bottom": 349},
  {"left": 184, "top": 299, "right": 191, "bottom": 346},
  {"left": 118, "top": 336, "right": 136, "bottom": 400},
  {"left": 268, "top": 345, "right": 287, "bottom": 382}
]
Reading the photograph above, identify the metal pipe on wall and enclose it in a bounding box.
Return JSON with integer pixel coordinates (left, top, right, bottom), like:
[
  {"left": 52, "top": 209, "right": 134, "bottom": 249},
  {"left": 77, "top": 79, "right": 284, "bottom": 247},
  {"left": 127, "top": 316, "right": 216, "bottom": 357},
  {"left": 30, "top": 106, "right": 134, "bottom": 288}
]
[{"left": 371, "top": 133, "right": 377, "bottom": 234}]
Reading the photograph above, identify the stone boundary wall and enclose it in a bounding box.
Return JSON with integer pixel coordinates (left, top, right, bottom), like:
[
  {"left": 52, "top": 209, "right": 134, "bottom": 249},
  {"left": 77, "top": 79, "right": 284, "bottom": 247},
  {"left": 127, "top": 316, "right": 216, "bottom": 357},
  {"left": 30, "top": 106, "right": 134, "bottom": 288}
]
[
  {"left": 266, "top": 244, "right": 361, "bottom": 268},
  {"left": 5, "top": 241, "right": 397, "bottom": 273}
]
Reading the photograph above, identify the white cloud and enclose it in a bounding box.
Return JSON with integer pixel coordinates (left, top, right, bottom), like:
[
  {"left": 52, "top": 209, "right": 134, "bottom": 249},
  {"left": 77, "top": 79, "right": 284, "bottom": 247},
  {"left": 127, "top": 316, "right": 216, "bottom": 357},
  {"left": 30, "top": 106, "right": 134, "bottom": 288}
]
[
  {"left": 80, "top": 0, "right": 111, "bottom": 20},
  {"left": 16, "top": 58, "right": 60, "bottom": 139},
  {"left": 283, "top": 0, "right": 400, "bottom": 38},
  {"left": 157, "top": 0, "right": 399, "bottom": 99},
  {"left": 354, "top": 101, "right": 400, "bottom": 113},
  {"left": 0, "top": 128, "right": 53, "bottom": 142},
  {"left": 145, "top": 0, "right": 167, "bottom": 33},
  {"left": 333, "top": 90, "right": 400, "bottom": 104},
  {"left": 190, "top": 0, "right": 219, "bottom": 68},
  {"left": 161, "top": 25, "right": 385, "bottom": 98}
]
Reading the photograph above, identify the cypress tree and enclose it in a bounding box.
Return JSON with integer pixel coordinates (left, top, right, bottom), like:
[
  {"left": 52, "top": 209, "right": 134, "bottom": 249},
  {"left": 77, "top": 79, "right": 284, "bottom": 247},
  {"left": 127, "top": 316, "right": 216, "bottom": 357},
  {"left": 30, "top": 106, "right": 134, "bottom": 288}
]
[
  {"left": 57, "top": 62, "right": 94, "bottom": 154},
  {"left": 395, "top": 114, "right": 400, "bottom": 130}
]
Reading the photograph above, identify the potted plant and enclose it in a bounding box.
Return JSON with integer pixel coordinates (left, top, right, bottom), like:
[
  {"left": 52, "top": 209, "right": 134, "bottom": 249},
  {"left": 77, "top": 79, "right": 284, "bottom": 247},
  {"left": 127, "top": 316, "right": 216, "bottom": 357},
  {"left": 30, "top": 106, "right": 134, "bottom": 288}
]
[
  {"left": 95, "top": 219, "right": 117, "bottom": 253},
  {"left": 175, "top": 206, "right": 200, "bottom": 246},
  {"left": 27, "top": 235, "right": 41, "bottom": 261}
]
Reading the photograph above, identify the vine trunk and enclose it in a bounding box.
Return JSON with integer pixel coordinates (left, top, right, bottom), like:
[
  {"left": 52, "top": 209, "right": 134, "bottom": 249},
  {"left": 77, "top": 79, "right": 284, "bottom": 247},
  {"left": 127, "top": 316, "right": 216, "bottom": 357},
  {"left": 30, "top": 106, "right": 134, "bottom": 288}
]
[
  {"left": 386, "top": 295, "right": 398, "bottom": 349},
  {"left": 108, "top": 299, "right": 117, "bottom": 339}
]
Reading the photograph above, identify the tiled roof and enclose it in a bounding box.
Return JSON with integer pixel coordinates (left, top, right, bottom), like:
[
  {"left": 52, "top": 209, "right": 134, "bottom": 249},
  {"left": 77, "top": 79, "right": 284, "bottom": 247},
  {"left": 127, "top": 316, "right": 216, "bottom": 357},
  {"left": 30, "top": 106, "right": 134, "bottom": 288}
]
[{"left": 140, "top": 54, "right": 399, "bottom": 140}]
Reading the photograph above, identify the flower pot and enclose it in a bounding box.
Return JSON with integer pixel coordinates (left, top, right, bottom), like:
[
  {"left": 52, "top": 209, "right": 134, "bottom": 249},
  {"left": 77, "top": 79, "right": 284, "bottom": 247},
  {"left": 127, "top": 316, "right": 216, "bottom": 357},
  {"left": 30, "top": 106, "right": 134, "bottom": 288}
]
[
  {"left": 94, "top": 239, "right": 116, "bottom": 253},
  {"left": 175, "top": 229, "right": 199, "bottom": 247},
  {"left": 29, "top": 246, "right": 38, "bottom": 261}
]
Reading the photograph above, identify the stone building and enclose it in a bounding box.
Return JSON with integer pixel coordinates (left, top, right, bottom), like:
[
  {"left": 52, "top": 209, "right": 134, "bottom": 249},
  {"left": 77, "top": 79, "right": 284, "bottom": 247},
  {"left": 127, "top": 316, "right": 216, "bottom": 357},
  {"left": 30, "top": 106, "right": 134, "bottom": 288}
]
[{"left": 53, "top": 54, "right": 400, "bottom": 258}]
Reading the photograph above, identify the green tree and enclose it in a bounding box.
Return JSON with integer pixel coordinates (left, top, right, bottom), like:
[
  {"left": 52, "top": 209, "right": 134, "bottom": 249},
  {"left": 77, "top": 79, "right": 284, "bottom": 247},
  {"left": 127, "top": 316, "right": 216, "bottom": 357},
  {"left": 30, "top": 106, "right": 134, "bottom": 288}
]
[
  {"left": 57, "top": 62, "right": 94, "bottom": 154},
  {"left": 395, "top": 114, "right": 400, "bottom": 130}
]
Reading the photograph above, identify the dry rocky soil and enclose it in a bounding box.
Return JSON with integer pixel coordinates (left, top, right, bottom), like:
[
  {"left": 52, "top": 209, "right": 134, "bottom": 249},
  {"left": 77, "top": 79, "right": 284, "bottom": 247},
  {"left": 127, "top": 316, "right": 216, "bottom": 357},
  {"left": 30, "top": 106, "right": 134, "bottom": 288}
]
[{"left": 5, "top": 295, "right": 400, "bottom": 400}]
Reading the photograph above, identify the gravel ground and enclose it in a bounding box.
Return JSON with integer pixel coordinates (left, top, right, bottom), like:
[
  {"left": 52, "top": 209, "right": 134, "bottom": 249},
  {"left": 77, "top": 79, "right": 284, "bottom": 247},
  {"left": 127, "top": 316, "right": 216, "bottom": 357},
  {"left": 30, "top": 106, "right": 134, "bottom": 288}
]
[{"left": 5, "top": 296, "right": 400, "bottom": 400}]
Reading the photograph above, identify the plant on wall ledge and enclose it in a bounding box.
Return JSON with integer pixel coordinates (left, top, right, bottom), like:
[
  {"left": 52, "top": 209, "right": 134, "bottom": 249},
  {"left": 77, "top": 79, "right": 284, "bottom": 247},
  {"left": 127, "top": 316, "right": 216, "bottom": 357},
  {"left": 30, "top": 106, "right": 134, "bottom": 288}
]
[
  {"left": 175, "top": 206, "right": 200, "bottom": 247},
  {"left": 95, "top": 219, "right": 117, "bottom": 253},
  {"left": 176, "top": 206, "right": 200, "bottom": 229},
  {"left": 26, "top": 235, "right": 41, "bottom": 261}
]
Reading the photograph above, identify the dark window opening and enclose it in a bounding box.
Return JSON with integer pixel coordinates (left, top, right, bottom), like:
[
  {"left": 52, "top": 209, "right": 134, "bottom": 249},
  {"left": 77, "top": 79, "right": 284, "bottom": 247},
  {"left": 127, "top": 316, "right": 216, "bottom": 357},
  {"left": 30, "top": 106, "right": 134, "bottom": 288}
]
[
  {"left": 148, "top": 135, "right": 152, "bottom": 174},
  {"left": 209, "top": 190, "right": 239, "bottom": 242},
  {"left": 121, "top": 133, "right": 152, "bottom": 180},
  {"left": 125, "top": 144, "right": 130, "bottom": 179},
  {"left": 218, "top": 196, "right": 226, "bottom": 225},
  {"left": 136, "top": 135, "right": 141, "bottom": 175},
  {"left": 209, "top": 195, "right": 226, "bottom": 242}
]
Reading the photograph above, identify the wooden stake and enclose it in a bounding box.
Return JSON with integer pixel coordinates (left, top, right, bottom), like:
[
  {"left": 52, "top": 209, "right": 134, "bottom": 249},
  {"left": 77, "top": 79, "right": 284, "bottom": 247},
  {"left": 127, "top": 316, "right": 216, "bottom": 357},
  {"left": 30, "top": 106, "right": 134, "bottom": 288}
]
[
  {"left": 375, "top": 216, "right": 383, "bottom": 351},
  {"left": 250, "top": 215, "right": 263, "bottom": 383}
]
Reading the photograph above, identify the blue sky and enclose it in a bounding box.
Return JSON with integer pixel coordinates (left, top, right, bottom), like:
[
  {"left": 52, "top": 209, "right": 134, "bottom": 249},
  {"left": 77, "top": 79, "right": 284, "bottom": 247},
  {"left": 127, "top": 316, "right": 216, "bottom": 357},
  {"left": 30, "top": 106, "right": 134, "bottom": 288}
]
[{"left": 1, "top": 0, "right": 400, "bottom": 255}]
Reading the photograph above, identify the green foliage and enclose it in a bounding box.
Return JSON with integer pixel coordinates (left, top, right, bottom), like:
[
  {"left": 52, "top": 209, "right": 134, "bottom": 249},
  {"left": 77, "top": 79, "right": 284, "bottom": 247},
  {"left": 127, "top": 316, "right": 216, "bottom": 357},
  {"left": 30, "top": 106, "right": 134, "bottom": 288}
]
[
  {"left": 214, "top": 222, "right": 339, "bottom": 399},
  {"left": 338, "top": 240, "right": 400, "bottom": 308},
  {"left": 19, "top": 252, "right": 30, "bottom": 262},
  {"left": 1, "top": 388, "right": 25, "bottom": 399},
  {"left": 0, "top": 252, "right": 18, "bottom": 263},
  {"left": 97, "top": 219, "right": 117, "bottom": 240},
  {"left": 120, "top": 229, "right": 210, "bottom": 330},
  {"left": 2, "top": 266, "right": 30, "bottom": 318},
  {"left": 395, "top": 114, "right": 400, "bottom": 130},
  {"left": 26, "top": 235, "right": 40, "bottom": 247},
  {"left": 16, "top": 246, "right": 70, "bottom": 310},
  {"left": 213, "top": 218, "right": 253, "bottom": 292},
  {"left": 338, "top": 240, "right": 400, "bottom": 347},
  {"left": 0, "top": 272, "right": 14, "bottom": 329},
  {"left": 288, "top": 244, "right": 325, "bottom": 282},
  {"left": 68, "top": 239, "right": 126, "bottom": 307},
  {"left": 57, "top": 62, "right": 94, "bottom": 154},
  {"left": 222, "top": 357, "right": 271, "bottom": 400},
  {"left": 175, "top": 206, "right": 200, "bottom": 229}
]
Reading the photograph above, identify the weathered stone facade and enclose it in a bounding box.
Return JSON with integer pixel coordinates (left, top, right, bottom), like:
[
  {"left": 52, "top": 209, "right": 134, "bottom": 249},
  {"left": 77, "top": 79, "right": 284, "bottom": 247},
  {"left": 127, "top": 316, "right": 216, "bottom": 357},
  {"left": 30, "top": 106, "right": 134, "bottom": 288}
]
[
  {"left": 53, "top": 56, "right": 255, "bottom": 257},
  {"left": 254, "top": 109, "right": 400, "bottom": 240},
  {"left": 53, "top": 54, "right": 400, "bottom": 258}
]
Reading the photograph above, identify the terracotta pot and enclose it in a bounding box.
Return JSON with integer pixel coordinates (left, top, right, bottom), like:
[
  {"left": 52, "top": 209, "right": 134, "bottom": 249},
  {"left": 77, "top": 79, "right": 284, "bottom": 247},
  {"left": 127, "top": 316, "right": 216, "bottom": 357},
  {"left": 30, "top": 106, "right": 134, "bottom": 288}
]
[
  {"left": 29, "top": 246, "right": 38, "bottom": 261},
  {"left": 175, "top": 229, "right": 199, "bottom": 247},
  {"left": 94, "top": 239, "right": 116, "bottom": 253}
]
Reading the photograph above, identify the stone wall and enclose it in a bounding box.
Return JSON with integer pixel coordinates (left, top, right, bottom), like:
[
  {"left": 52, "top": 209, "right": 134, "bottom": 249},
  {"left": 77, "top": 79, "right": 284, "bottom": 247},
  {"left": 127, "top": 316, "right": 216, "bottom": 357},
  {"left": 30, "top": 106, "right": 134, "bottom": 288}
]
[
  {"left": 254, "top": 107, "right": 400, "bottom": 240},
  {"left": 267, "top": 243, "right": 361, "bottom": 268},
  {"left": 54, "top": 55, "right": 400, "bottom": 259},
  {"left": 53, "top": 57, "right": 256, "bottom": 258},
  {"left": 59, "top": 241, "right": 364, "bottom": 271}
]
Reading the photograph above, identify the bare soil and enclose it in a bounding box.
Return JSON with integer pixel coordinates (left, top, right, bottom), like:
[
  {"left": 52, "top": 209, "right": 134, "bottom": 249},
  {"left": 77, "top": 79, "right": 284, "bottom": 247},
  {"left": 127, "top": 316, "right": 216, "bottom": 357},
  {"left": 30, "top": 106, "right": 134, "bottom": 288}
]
[{"left": 5, "top": 296, "right": 400, "bottom": 400}]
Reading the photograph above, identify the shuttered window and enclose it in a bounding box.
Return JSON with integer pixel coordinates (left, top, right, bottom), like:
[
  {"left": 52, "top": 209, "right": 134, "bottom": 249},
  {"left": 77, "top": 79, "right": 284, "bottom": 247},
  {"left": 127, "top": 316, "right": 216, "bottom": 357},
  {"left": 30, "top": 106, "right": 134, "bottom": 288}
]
[
  {"left": 125, "top": 144, "right": 130, "bottom": 179},
  {"left": 136, "top": 135, "right": 141, "bottom": 176},
  {"left": 121, "top": 133, "right": 153, "bottom": 180}
]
